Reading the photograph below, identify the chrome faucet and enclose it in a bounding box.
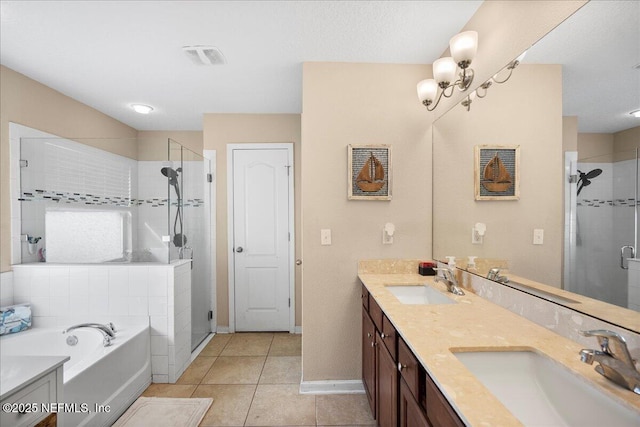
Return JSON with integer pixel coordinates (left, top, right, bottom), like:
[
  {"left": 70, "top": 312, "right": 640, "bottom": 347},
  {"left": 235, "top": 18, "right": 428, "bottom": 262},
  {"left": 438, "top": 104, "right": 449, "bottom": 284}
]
[
  {"left": 434, "top": 267, "right": 465, "bottom": 296},
  {"left": 579, "top": 329, "right": 640, "bottom": 395},
  {"left": 487, "top": 267, "right": 509, "bottom": 283},
  {"left": 63, "top": 322, "right": 116, "bottom": 347}
]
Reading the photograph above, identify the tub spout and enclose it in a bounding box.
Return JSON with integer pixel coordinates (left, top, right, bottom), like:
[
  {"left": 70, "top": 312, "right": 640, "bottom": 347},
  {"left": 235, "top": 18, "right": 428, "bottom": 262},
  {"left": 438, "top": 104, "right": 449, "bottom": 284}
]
[{"left": 63, "top": 323, "right": 116, "bottom": 347}]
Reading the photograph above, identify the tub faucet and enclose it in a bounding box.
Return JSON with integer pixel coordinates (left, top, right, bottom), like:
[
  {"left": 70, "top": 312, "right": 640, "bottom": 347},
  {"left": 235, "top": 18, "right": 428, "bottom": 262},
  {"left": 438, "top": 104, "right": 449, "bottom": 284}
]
[
  {"left": 487, "top": 268, "right": 509, "bottom": 283},
  {"left": 433, "top": 267, "right": 465, "bottom": 296},
  {"left": 63, "top": 322, "right": 116, "bottom": 347},
  {"left": 579, "top": 329, "right": 640, "bottom": 395}
]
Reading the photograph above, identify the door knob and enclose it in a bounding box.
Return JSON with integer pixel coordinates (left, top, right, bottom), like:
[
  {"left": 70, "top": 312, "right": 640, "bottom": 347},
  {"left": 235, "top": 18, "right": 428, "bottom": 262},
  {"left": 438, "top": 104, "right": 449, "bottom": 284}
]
[{"left": 236, "top": 246, "right": 244, "bottom": 253}]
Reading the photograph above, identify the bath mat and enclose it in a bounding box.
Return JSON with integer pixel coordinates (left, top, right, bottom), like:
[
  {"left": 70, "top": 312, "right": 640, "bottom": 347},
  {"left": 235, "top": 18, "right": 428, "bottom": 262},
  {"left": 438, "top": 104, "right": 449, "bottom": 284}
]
[{"left": 112, "top": 397, "right": 212, "bottom": 427}]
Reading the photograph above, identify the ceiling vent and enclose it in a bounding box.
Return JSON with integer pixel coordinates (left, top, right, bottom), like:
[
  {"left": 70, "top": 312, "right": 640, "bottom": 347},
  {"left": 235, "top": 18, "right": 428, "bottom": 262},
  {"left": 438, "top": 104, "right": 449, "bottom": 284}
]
[{"left": 183, "top": 45, "right": 226, "bottom": 65}]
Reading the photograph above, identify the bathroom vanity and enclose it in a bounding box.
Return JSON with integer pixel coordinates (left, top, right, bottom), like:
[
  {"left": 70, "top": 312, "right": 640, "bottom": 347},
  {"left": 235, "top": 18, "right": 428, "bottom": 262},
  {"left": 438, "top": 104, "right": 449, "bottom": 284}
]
[
  {"left": 359, "top": 259, "right": 640, "bottom": 426},
  {"left": 0, "top": 355, "right": 68, "bottom": 427}
]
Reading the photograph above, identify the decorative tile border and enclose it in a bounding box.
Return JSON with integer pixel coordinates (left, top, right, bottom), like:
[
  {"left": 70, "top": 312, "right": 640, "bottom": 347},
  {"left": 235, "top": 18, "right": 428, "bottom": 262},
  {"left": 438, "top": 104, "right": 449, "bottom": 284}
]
[
  {"left": 577, "top": 198, "right": 638, "bottom": 207},
  {"left": 19, "top": 189, "right": 204, "bottom": 207}
]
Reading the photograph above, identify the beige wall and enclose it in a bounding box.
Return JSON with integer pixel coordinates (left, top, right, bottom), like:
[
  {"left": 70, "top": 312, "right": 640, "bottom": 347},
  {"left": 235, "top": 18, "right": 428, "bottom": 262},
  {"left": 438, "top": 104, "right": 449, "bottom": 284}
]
[
  {"left": 137, "top": 130, "right": 203, "bottom": 161},
  {"left": 613, "top": 126, "right": 640, "bottom": 162},
  {"left": 433, "top": 64, "right": 564, "bottom": 287},
  {"left": 0, "top": 66, "right": 138, "bottom": 272},
  {"left": 563, "top": 116, "right": 578, "bottom": 152},
  {"left": 202, "top": 114, "right": 302, "bottom": 328},
  {"left": 301, "top": 62, "right": 432, "bottom": 381},
  {"left": 578, "top": 133, "right": 615, "bottom": 162}
]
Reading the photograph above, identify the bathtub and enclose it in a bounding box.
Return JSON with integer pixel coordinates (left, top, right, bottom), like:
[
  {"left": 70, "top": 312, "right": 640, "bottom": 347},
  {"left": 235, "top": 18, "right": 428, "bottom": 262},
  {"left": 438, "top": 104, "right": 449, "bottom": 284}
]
[{"left": 0, "top": 323, "right": 151, "bottom": 426}]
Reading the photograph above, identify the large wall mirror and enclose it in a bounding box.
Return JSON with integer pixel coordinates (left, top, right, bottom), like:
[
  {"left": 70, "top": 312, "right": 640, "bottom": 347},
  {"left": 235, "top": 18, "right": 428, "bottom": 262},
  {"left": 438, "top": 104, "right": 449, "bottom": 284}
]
[{"left": 433, "top": 1, "right": 640, "bottom": 333}]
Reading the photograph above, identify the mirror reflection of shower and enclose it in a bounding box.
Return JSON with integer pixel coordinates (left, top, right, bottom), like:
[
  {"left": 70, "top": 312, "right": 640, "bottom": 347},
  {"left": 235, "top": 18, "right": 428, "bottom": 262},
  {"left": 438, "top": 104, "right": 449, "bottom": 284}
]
[
  {"left": 161, "top": 166, "right": 187, "bottom": 248},
  {"left": 576, "top": 168, "right": 603, "bottom": 195}
]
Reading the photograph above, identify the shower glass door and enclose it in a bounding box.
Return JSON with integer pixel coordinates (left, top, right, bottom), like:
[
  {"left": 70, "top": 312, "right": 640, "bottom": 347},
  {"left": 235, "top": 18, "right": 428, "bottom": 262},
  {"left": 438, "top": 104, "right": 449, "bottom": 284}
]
[
  {"left": 168, "top": 140, "right": 212, "bottom": 350},
  {"left": 568, "top": 148, "right": 638, "bottom": 309}
]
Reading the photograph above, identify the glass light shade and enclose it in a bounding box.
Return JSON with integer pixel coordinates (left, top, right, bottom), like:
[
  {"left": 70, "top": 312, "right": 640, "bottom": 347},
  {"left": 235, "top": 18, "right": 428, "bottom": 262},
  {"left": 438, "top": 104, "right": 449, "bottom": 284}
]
[
  {"left": 433, "top": 57, "right": 457, "bottom": 85},
  {"left": 631, "top": 109, "right": 640, "bottom": 118},
  {"left": 515, "top": 50, "right": 527, "bottom": 63},
  {"left": 468, "top": 90, "right": 477, "bottom": 101},
  {"left": 417, "top": 79, "right": 438, "bottom": 103},
  {"left": 450, "top": 31, "right": 478, "bottom": 65}
]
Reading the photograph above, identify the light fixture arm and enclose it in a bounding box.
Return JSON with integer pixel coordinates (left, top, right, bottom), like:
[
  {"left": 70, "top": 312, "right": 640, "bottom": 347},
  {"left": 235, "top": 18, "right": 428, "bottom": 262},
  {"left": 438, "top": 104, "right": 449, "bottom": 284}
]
[{"left": 421, "top": 68, "right": 474, "bottom": 112}]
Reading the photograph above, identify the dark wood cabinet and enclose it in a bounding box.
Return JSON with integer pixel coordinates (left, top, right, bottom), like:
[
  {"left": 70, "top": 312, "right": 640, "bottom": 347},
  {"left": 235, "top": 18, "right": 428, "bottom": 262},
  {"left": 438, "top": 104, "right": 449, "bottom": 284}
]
[
  {"left": 362, "top": 307, "right": 377, "bottom": 416},
  {"left": 400, "top": 378, "right": 430, "bottom": 427},
  {"left": 362, "top": 283, "right": 465, "bottom": 427},
  {"left": 376, "top": 332, "right": 398, "bottom": 427}
]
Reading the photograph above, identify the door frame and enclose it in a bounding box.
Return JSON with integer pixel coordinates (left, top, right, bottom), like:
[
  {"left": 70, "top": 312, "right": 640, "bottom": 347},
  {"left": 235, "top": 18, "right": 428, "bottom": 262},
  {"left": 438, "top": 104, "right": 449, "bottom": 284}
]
[
  {"left": 226, "top": 143, "right": 295, "bottom": 333},
  {"left": 204, "top": 150, "right": 217, "bottom": 335}
]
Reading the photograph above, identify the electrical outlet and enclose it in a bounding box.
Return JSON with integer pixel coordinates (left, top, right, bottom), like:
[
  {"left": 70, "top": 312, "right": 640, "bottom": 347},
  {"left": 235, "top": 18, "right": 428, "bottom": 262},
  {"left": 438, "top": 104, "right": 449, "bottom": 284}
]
[
  {"left": 321, "top": 229, "right": 332, "bottom": 245},
  {"left": 533, "top": 229, "right": 544, "bottom": 245}
]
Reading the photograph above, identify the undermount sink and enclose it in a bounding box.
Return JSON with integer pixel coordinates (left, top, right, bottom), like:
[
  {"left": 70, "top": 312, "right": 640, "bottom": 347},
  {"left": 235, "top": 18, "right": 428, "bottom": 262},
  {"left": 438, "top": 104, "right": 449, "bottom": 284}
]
[
  {"left": 507, "top": 281, "right": 580, "bottom": 304},
  {"left": 454, "top": 350, "right": 639, "bottom": 426},
  {"left": 385, "top": 285, "right": 456, "bottom": 305}
]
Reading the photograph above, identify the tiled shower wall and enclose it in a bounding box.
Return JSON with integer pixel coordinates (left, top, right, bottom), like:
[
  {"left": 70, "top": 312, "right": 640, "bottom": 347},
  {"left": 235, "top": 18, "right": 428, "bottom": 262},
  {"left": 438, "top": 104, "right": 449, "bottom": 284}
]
[
  {"left": 11, "top": 261, "right": 192, "bottom": 383},
  {"left": 571, "top": 160, "right": 636, "bottom": 308}
]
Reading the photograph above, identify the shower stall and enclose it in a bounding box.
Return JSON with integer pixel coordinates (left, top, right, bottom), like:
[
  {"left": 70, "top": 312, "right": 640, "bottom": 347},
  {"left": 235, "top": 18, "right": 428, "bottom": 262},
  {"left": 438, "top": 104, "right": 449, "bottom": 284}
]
[
  {"left": 12, "top": 123, "right": 213, "bottom": 351},
  {"left": 565, "top": 149, "right": 639, "bottom": 311}
]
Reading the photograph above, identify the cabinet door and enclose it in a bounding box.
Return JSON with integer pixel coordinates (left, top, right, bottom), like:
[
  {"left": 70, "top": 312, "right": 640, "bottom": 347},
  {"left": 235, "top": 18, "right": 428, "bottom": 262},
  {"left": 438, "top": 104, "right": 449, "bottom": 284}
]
[
  {"left": 400, "top": 378, "right": 431, "bottom": 427},
  {"left": 426, "top": 374, "right": 465, "bottom": 427},
  {"left": 376, "top": 334, "right": 398, "bottom": 427},
  {"left": 362, "top": 307, "right": 376, "bottom": 417}
]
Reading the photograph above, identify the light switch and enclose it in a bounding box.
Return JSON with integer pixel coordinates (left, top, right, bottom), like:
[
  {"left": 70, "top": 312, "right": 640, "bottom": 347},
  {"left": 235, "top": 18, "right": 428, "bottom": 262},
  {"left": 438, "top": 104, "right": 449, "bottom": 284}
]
[
  {"left": 321, "top": 229, "right": 332, "bottom": 245},
  {"left": 533, "top": 229, "right": 544, "bottom": 245}
]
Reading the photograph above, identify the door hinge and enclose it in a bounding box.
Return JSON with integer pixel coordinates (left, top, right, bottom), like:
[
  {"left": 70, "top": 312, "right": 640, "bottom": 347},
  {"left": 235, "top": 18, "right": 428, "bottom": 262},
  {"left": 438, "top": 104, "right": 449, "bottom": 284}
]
[
  {"left": 285, "top": 165, "right": 291, "bottom": 176},
  {"left": 288, "top": 232, "right": 291, "bottom": 241},
  {"left": 207, "top": 173, "right": 213, "bottom": 183},
  {"left": 207, "top": 310, "right": 213, "bottom": 321},
  {"left": 288, "top": 298, "right": 291, "bottom": 307},
  {"left": 19, "top": 160, "right": 28, "bottom": 168}
]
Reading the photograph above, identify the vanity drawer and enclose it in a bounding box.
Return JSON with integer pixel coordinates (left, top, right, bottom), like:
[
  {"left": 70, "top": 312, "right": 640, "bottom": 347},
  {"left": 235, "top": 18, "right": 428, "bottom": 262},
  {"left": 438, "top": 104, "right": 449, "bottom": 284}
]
[
  {"left": 398, "top": 337, "right": 424, "bottom": 405},
  {"left": 379, "top": 315, "right": 397, "bottom": 360},
  {"left": 0, "top": 370, "right": 57, "bottom": 427},
  {"left": 368, "top": 295, "right": 383, "bottom": 331},
  {"left": 361, "top": 283, "right": 369, "bottom": 311}
]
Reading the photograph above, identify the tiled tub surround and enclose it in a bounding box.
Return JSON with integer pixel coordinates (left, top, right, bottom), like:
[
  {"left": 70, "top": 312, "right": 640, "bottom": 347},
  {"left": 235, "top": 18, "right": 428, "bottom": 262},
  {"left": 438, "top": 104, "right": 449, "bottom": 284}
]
[
  {"left": 358, "top": 260, "right": 640, "bottom": 426},
  {"left": 0, "top": 271, "right": 14, "bottom": 307},
  {"left": 11, "top": 261, "right": 192, "bottom": 383}
]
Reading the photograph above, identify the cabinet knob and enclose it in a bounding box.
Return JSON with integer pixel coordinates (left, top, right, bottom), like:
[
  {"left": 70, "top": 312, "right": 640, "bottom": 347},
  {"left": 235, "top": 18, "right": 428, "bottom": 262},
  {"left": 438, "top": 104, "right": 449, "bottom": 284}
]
[
  {"left": 367, "top": 332, "right": 372, "bottom": 338},
  {"left": 371, "top": 341, "right": 376, "bottom": 347},
  {"left": 398, "top": 362, "right": 406, "bottom": 371},
  {"left": 380, "top": 332, "right": 388, "bottom": 339}
]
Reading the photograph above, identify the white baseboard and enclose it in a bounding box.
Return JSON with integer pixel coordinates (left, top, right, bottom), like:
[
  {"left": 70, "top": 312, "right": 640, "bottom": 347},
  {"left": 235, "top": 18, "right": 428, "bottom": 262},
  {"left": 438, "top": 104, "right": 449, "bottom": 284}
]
[{"left": 299, "top": 380, "right": 365, "bottom": 395}]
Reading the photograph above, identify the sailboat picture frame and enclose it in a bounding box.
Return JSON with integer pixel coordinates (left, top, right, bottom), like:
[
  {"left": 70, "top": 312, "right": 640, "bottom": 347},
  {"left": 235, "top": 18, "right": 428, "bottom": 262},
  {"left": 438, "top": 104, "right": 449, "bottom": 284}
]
[
  {"left": 474, "top": 145, "right": 520, "bottom": 201},
  {"left": 348, "top": 144, "right": 392, "bottom": 200}
]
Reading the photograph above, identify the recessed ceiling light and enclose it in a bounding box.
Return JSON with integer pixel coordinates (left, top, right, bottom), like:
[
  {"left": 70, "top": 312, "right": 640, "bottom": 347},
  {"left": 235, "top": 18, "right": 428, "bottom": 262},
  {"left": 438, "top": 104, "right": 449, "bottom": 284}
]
[
  {"left": 630, "top": 109, "right": 640, "bottom": 118},
  {"left": 131, "top": 104, "right": 154, "bottom": 114}
]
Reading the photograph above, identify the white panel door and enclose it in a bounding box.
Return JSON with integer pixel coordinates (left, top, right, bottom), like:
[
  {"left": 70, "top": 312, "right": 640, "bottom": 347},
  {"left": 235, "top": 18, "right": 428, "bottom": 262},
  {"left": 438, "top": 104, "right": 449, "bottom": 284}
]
[{"left": 232, "top": 148, "right": 290, "bottom": 331}]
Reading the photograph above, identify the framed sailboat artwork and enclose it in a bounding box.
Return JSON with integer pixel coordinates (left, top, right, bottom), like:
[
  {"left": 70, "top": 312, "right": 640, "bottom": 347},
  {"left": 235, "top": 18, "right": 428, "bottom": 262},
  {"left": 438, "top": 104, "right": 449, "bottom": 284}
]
[
  {"left": 348, "top": 144, "right": 392, "bottom": 200},
  {"left": 474, "top": 145, "right": 520, "bottom": 201}
]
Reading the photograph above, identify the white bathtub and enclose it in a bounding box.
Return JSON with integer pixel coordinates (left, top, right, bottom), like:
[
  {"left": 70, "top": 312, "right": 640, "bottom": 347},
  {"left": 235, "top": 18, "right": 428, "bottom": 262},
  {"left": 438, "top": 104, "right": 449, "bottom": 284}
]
[{"left": 0, "top": 323, "right": 151, "bottom": 426}]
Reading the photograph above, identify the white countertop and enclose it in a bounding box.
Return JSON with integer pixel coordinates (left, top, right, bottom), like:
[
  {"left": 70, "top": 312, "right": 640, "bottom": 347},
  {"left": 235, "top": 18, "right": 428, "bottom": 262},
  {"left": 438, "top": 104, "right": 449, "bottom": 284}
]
[{"left": 0, "top": 355, "right": 69, "bottom": 400}]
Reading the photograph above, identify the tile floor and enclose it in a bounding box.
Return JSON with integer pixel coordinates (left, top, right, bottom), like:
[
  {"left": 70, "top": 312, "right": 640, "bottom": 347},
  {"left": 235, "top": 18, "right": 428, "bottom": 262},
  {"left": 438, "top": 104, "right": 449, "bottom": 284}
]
[{"left": 140, "top": 333, "right": 376, "bottom": 426}]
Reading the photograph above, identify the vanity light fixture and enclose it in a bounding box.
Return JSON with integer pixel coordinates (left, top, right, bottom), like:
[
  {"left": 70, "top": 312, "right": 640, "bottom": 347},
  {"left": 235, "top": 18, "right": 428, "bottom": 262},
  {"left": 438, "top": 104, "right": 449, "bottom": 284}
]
[
  {"left": 417, "top": 31, "right": 478, "bottom": 111},
  {"left": 131, "top": 104, "right": 154, "bottom": 114},
  {"left": 631, "top": 109, "right": 640, "bottom": 118},
  {"left": 460, "top": 50, "right": 527, "bottom": 111}
]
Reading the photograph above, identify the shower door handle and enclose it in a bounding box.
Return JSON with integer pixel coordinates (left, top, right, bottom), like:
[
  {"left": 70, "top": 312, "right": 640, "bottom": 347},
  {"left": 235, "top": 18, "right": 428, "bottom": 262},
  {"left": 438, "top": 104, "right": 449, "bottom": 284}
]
[{"left": 621, "top": 245, "right": 635, "bottom": 269}]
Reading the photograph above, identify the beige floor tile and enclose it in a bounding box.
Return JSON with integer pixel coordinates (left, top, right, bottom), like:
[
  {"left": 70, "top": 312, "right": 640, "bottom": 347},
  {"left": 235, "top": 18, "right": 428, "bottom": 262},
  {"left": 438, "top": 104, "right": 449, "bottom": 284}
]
[
  {"left": 176, "top": 356, "right": 217, "bottom": 385},
  {"left": 269, "top": 333, "right": 302, "bottom": 356},
  {"left": 202, "top": 356, "right": 266, "bottom": 384},
  {"left": 259, "top": 356, "right": 301, "bottom": 384},
  {"left": 192, "top": 384, "right": 256, "bottom": 426},
  {"left": 316, "top": 394, "right": 376, "bottom": 426},
  {"left": 245, "top": 384, "right": 316, "bottom": 426},
  {"left": 221, "top": 333, "right": 274, "bottom": 356},
  {"left": 199, "top": 334, "right": 233, "bottom": 357},
  {"left": 141, "top": 383, "right": 197, "bottom": 398}
]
